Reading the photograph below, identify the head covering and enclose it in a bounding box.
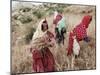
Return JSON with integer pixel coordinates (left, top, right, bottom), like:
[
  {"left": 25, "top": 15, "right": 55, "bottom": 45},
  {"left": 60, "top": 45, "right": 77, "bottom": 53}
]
[
  {"left": 32, "top": 47, "right": 55, "bottom": 72},
  {"left": 32, "top": 19, "right": 48, "bottom": 41},
  {"left": 81, "top": 15, "right": 92, "bottom": 28}
]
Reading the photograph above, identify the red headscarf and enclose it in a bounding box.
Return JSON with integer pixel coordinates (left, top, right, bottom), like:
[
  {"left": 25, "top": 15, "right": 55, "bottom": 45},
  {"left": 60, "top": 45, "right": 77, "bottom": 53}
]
[{"left": 67, "top": 15, "right": 92, "bottom": 56}]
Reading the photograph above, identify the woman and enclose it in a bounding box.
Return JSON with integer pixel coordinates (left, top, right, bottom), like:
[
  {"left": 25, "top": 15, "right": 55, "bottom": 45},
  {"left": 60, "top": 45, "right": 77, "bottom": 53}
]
[
  {"left": 53, "top": 12, "right": 66, "bottom": 44},
  {"left": 30, "top": 19, "right": 55, "bottom": 72},
  {"left": 67, "top": 15, "right": 92, "bottom": 56}
]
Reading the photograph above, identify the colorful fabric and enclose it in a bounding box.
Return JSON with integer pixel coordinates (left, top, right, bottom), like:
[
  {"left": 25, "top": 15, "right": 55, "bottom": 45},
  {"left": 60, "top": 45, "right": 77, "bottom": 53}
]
[
  {"left": 53, "top": 14, "right": 62, "bottom": 25},
  {"left": 67, "top": 31, "right": 74, "bottom": 56},
  {"left": 32, "top": 49, "right": 44, "bottom": 72},
  {"left": 31, "top": 19, "right": 55, "bottom": 72},
  {"left": 57, "top": 17, "right": 66, "bottom": 33},
  {"left": 53, "top": 13, "right": 66, "bottom": 45},
  {"left": 67, "top": 15, "right": 92, "bottom": 56},
  {"left": 73, "top": 15, "right": 92, "bottom": 41},
  {"left": 32, "top": 47, "right": 55, "bottom": 72}
]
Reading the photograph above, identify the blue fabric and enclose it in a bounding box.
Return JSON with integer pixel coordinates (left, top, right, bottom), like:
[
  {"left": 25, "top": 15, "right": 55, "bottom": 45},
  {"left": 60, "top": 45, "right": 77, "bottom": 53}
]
[{"left": 57, "top": 17, "right": 66, "bottom": 33}]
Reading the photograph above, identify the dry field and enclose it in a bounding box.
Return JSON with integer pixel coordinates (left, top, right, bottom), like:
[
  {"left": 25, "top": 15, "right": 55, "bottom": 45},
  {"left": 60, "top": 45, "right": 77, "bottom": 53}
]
[{"left": 11, "top": 2, "right": 96, "bottom": 74}]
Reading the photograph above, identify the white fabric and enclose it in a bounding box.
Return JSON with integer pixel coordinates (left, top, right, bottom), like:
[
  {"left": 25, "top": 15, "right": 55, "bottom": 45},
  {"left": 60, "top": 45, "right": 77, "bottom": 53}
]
[{"left": 73, "top": 38, "right": 80, "bottom": 56}]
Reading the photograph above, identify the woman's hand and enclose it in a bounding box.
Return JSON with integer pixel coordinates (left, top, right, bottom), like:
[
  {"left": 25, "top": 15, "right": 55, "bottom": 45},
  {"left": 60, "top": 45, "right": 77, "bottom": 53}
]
[
  {"left": 26, "top": 45, "right": 33, "bottom": 53},
  {"left": 48, "top": 38, "right": 55, "bottom": 47},
  {"left": 30, "top": 47, "right": 33, "bottom": 53}
]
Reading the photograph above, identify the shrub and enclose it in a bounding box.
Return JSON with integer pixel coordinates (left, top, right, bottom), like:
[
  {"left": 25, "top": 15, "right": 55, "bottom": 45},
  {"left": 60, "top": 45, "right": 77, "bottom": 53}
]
[
  {"left": 19, "top": 16, "right": 32, "bottom": 24},
  {"left": 13, "top": 14, "right": 19, "bottom": 20},
  {"left": 33, "top": 10, "right": 44, "bottom": 19},
  {"left": 25, "top": 28, "right": 36, "bottom": 43},
  {"left": 56, "top": 7, "right": 64, "bottom": 14},
  {"left": 19, "top": 7, "right": 31, "bottom": 12}
]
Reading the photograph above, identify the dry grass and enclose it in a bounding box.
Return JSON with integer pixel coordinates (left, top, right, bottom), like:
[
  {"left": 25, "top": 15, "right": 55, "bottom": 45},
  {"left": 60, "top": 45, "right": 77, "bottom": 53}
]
[{"left": 11, "top": 2, "right": 96, "bottom": 74}]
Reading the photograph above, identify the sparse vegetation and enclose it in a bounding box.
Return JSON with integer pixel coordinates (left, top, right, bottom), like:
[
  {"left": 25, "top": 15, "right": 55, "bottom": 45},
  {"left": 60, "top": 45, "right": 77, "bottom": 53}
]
[
  {"left": 18, "top": 16, "right": 32, "bottom": 24},
  {"left": 12, "top": 2, "right": 96, "bottom": 73},
  {"left": 33, "top": 10, "right": 44, "bottom": 19},
  {"left": 25, "top": 28, "right": 36, "bottom": 44},
  {"left": 19, "top": 7, "right": 31, "bottom": 12}
]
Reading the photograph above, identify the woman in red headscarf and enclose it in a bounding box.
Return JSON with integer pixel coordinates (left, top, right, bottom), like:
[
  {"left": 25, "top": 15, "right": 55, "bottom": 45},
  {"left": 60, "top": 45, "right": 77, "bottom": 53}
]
[
  {"left": 30, "top": 19, "right": 55, "bottom": 72},
  {"left": 67, "top": 15, "right": 92, "bottom": 56}
]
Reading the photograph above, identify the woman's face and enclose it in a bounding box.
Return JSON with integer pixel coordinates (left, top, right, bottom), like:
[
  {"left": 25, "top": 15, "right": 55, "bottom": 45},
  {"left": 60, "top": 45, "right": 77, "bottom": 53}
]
[
  {"left": 55, "top": 15, "right": 62, "bottom": 24},
  {"left": 42, "top": 23, "right": 48, "bottom": 32}
]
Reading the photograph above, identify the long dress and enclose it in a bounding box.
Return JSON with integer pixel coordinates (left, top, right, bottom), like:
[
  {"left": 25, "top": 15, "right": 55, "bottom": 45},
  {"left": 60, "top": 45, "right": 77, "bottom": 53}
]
[{"left": 31, "top": 19, "right": 55, "bottom": 72}]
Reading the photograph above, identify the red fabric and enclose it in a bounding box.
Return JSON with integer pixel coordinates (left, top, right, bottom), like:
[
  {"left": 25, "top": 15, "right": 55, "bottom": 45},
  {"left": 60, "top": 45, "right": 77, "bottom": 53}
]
[
  {"left": 32, "top": 48, "right": 55, "bottom": 72},
  {"left": 42, "top": 47, "right": 55, "bottom": 72},
  {"left": 73, "top": 24, "right": 87, "bottom": 41},
  {"left": 67, "top": 32, "right": 74, "bottom": 56},
  {"left": 47, "top": 31, "right": 54, "bottom": 39},
  {"left": 73, "top": 15, "right": 92, "bottom": 41},
  {"left": 67, "top": 15, "right": 92, "bottom": 56},
  {"left": 81, "top": 15, "right": 92, "bottom": 28},
  {"left": 32, "top": 50, "right": 44, "bottom": 72}
]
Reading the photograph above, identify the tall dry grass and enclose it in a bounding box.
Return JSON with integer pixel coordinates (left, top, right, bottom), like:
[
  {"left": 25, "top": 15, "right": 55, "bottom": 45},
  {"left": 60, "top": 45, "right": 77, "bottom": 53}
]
[{"left": 11, "top": 2, "right": 96, "bottom": 73}]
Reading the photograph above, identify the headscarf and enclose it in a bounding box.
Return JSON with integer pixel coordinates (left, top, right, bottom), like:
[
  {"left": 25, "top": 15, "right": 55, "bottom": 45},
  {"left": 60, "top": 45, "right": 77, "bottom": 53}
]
[
  {"left": 31, "top": 19, "right": 55, "bottom": 50},
  {"left": 31, "top": 19, "right": 48, "bottom": 50},
  {"left": 32, "top": 19, "right": 48, "bottom": 41}
]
